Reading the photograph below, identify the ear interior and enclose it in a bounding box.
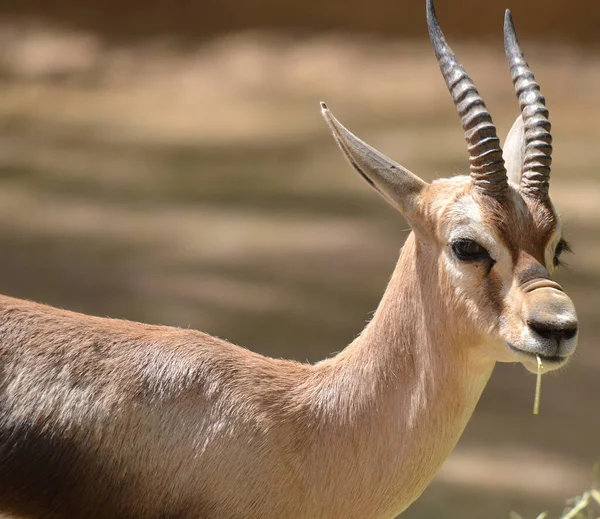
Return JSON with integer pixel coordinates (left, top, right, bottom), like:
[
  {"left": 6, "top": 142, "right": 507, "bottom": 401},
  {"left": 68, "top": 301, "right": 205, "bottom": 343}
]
[
  {"left": 320, "top": 103, "right": 427, "bottom": 222},
  {"left": 503, "top": 115, "right": 526, "bottom": 186}
]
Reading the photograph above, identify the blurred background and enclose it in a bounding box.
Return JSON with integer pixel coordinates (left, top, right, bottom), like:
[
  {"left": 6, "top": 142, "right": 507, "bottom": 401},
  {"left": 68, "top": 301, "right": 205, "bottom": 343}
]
[{"left": 0, "top": 0, "right": 598, "bottom": 517}]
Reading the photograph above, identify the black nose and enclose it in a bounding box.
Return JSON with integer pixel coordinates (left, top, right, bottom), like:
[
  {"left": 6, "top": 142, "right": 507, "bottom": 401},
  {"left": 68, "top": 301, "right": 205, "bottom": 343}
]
[{"left": 528, "top": 320, "right": 578, "bottom": 343}]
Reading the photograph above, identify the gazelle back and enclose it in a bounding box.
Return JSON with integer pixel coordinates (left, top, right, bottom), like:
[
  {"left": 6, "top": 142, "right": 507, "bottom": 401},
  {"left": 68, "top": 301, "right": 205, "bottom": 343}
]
[{"left": 0, "top": 1, "right": 577, "bottom": 518}]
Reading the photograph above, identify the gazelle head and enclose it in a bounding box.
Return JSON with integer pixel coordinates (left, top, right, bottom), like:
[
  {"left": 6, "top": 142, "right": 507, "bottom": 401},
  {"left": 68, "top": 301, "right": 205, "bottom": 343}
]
[{"left": 321, "top": 0, "right": 578, "bottom": 373}]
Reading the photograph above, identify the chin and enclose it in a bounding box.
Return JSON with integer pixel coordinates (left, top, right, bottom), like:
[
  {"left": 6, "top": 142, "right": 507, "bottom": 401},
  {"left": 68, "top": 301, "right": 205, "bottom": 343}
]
[{"left": 505, "top": 342, "right": 570, "bottom": 373}]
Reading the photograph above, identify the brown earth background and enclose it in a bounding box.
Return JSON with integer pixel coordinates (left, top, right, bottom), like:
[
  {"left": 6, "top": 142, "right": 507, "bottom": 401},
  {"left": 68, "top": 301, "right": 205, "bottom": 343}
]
[
  {"left": 0, "top": 0, "right": 599, "bottom": 518},
  {"left": 3, "top": 0, "right": 600, "bottom": 44}
]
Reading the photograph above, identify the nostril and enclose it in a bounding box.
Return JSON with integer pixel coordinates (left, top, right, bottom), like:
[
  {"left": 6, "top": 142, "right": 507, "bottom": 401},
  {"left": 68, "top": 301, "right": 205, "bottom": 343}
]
[
  {"left": 561, "top": 326, "right": 578, "bottom": 341},
  {"left": 528, "top": 321, "right": 578, "bottom": 342},
  {"left": 528, "top": 321, "right": 556, "bottom": 341}
]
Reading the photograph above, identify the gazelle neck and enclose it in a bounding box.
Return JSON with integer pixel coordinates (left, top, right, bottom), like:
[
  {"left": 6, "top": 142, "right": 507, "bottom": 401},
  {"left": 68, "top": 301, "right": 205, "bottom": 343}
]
[{"left": 306, "top": 232, "right": 496, "bottom": 517}]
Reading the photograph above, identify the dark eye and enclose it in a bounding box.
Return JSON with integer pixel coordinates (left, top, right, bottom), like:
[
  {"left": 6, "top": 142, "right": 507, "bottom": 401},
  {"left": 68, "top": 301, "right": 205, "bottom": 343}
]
[
  {"left": 452, "top": 239, "right": 491, "bottom": 262},
  {"left": 553, "top": 238, "right": 572, "bottom": 267}
]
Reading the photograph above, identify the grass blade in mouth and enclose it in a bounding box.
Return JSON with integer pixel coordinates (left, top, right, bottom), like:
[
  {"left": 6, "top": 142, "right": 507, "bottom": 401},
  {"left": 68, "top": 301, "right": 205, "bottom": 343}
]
[{"left": 533, "top": 355, "right": 543, "bottom": 415}]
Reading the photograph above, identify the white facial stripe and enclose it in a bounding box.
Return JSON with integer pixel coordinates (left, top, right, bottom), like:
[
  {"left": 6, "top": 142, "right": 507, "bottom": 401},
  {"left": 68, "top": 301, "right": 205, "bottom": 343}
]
[{"left": 447, "top": 196, "right": 484, "bottom": 240}]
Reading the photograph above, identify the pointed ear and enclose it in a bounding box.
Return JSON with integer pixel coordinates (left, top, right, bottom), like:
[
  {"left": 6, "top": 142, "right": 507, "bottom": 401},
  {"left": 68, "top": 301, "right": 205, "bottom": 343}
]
[
  {"left": 503, "top": 115, "right": 526, "bottom": 186},
  {"left": 320, "top": 103, "right": 427, "bottom": 222}
]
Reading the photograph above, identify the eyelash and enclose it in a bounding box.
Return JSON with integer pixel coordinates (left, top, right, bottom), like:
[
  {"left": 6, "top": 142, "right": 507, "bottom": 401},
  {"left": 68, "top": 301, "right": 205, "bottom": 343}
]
[{"left": 553, "top": 239, "right": 572, "bottom": 268}]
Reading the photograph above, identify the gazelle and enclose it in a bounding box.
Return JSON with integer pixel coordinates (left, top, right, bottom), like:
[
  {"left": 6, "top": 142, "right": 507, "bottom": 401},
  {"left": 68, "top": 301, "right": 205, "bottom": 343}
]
[{"left": 0, "top": 1, "right": 578, "bottom": 518}]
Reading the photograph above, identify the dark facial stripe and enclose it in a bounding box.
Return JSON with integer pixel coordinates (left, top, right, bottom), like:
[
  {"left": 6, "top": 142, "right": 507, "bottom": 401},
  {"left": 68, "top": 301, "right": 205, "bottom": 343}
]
[{"left": 517, "top": 264, "right": 552, "bottom": 286}]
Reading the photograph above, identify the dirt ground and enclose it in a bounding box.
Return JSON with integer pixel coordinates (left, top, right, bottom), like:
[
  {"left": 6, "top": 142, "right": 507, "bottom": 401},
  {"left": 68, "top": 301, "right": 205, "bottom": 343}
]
[{"left": 0, "top": 27, "right": 598, "bottom": 518}]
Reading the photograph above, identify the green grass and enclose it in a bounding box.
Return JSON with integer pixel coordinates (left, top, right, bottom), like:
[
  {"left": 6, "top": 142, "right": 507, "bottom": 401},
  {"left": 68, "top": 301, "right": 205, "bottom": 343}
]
[{"left": 512, "top": 463, "right": 600, "bottom": 519}]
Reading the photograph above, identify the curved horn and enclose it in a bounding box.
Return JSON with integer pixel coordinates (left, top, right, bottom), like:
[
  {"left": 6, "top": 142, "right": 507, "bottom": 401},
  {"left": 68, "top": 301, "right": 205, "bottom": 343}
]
[
  {"left": 426, "top": 0, "right": 508, "bottom": 198},
  {"left": 504, "top": 10, "right": 552, "bottom": 201}
]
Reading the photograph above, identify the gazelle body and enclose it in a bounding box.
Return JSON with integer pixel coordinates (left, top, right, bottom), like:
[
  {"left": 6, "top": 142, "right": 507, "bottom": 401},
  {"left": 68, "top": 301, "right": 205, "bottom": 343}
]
[{"left": 0, "top": 2, "right": 578, "bottom": 518}]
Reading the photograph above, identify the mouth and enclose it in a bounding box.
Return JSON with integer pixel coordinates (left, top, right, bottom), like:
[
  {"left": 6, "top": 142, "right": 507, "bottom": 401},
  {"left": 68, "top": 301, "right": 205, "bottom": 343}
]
[{"left": 506, "top": 342, "right": 568, "bottom": 367}]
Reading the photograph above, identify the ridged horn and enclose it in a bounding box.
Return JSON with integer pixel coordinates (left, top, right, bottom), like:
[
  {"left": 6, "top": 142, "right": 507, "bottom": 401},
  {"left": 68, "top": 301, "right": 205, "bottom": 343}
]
[
  {"left": 504, "top": 10, "right": 552, "bottom": 201},
  {"left": 426, "top": 0, "right": 509, "bottom": 198}
]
